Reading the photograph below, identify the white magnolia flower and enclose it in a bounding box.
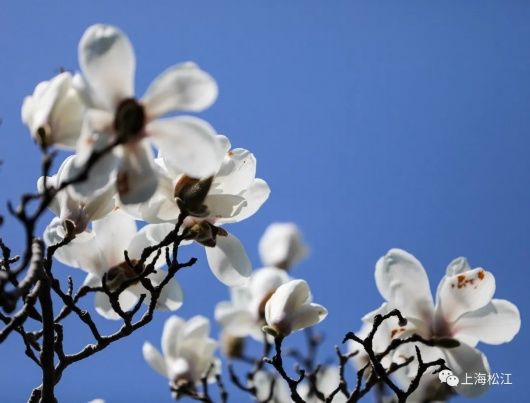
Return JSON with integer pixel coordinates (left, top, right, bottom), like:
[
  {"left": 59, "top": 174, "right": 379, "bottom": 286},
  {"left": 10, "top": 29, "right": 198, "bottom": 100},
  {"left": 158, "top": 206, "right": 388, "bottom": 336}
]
[
  {"left": 38, "top": 155, "right": 115, "bottom": 235},
  {"left": 372, "top": 248, "right": 520, "bottom": 397},
  {"left": 264, "top": 279, "right": 327, "bottom": 337},
  {"left": 128, "top": 137, "right": 270, "bottom": 286},
  {"left": 299, "top": 367, "right": 346, "bottom": 403},
  {"left": 44, "top": 210, "right": 183, "bottom": 320},
  {"left": 22, "top": 71, "right": 85, "bottom": 149},
  {"left": 259, "top": 223, "right": 308, "bottom": 270},
  {"left": 143, "top": 315, "right": 218, "bottom": 388},
  {"left": 67, "top": 24, "right": 225, "bottom": 204},
  {"left": 215, "top": 267, "right": 290, "bottom": 341}
]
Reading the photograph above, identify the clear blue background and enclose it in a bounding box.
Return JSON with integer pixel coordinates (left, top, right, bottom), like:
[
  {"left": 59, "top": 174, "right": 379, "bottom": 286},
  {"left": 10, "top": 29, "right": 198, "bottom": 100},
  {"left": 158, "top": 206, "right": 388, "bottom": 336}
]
[{"left": 0, "top": 1, "right": 528, "bottom": 402}]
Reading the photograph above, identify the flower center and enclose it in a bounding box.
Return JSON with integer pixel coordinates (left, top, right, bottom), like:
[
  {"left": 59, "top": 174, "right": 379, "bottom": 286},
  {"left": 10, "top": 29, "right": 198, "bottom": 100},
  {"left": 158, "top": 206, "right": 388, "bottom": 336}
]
[
  {"left": 174, "top": 176, "right": 213, "bottom": 217},
  {"left": 105, "top": 259, "right": 144, "bottom": 291},
  {"left": 184, "top": 220, "right": 227, "bottom": 247},
  {"left": 114, "top": 98, "right": 145, "bottom": 142}
]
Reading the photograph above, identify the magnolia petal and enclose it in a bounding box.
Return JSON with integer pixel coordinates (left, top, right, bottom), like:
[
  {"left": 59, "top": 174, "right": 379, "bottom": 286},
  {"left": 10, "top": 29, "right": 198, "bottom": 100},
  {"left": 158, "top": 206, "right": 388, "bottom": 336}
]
[
  {"left": 44, "top": 218, "right": 104, "bottom": 275},
  {"left": 317, "top": 367, "right": 345, "bottom": 400},
  {"left": 94, "top": 288, "right": 139, "bottom": 320},
  {"left": 217, "top": 179, "right": 271, "bottom": 225},
  {"left": 162, "top": 316, "right": 186, "bottom": 359},
  {"left": 93, "top": 211, "right": 137, "bottom": 268},
  {"left": 265, "top": 280, "right": 311, "bottom": 326},
  {"left": 230, "top": 286, "right": 253, "bottom": 311},
  {"left": 446, "top": 257, "right": 472, "bottom": 276},
  {"left": 249, "top": 267, "right": 290, "bottom": 305},
  {"left": 82, "top": 273, "right": 101, "bottom": 288},
  {"left": 215, "top": 302, "right": 256, "bottom": 337},
  {"left": 67, "top": 153, "right": 118, "bottom": 201},
  {"left": 289, "top": 303, "right": 328, "bottom": 333},
  {"left": 211, "top": 148, "right": 256, "bottom": 196},
  {"left": 146, "top": 223, "right": 176, "bottom": 244},
  {"left": 142, "top": 341, "right": 167, "bottom": 377},
  {"left": 22, "top": 72, "right": 84, "bottom": 149},
  {"left": 125, "top": 226, "right": 152, "bottom": 262},
  {"left": 21, "top": 75, "right": 57, "bottom": 131},
  {"left": 375, "top": 249, "right": 434, "bottom": 322},
  {"left": 217, "top": 135, "right": 231, "bottom": 154},
  {"left": 360, "top": 303, "right": 417, "bottom": 353},
  {"left": 435, "top": 257, "right": 471, "bottom": 306},
  {"left": 121, "top": 173, "right": 179, "bottom": 223},
  {"left": 73, "top": 109, "right": 114, "bottom": 166},
  {"left": 142, "top": 62, "right": 218, "bottom": 118},
  {"left": 48, "top": 85, "right": 85, "bottom": 148},
  {"left": 147, "top": 271, "right": 184, "bottom": 311},
  {"left": 443, "top": 343, "right": 490, "bottom": 397},
  {"left": 182, "top": 315, "right": 210, "bottom": 340},
  {"left": 37, "top": 175, "right": 61, "bottom": 217},
  {"left": 168, "top": 357, "right": 192, "bottom": 382},
  {"left": 192, "top": 340, "right": 218, "bottom": 381},
  {"left": 156, "top": 280, "right": 184, "bottom": 311},
  {"left": 68, "top": 126, "right": 119, "bottom": 200},
  {"left": 78, "top": 24, "right": 135, "bottom": 110},
  {"left": 121, "top": 192, "right": 178, "bottom": 224},
  {"left": 149, "top": 116, "right": 225, "bottom": 178},
  {"left": 436, "top": 268, "right": 495, "bottom": 323},
  {"left": 84, "top": 182, "right": 116, "bottom": 221},
  {"left": 117, "top": 143, "right": 159, "bottom": 205},
  {"left": 253, "top": 371, "right": 290, "bottom": 402},
  {"left": 205, "top": 194, "right": 246, "bottom": 220},
  {"left": 205, "top": 233, "right": 252, "bottom": 287},
  {"left": 126, "top": 225, "right": 165, "bottom": 268},
  {"left": 451, "top": 299, "right": 520, "bottom": 346}
]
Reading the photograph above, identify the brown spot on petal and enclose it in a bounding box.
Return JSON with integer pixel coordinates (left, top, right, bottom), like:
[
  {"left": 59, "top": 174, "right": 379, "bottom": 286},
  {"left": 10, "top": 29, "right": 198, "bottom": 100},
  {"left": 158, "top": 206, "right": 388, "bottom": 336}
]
[
  {"left": 456, "top": 273, "right": 480, "bottom": 289},
  {"left": 478, "top": 270, "right": 485, "bottom": 280},
  {"left": 457, "top": 274, "right": 468, "bottom": 289},
  {"left": 228, "top": 150, "right": 234, "bottom": 157}
]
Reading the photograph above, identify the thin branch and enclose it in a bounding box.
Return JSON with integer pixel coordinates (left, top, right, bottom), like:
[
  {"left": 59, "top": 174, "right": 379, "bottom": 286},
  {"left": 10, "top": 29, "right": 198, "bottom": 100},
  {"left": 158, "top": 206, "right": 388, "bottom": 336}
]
[{"left": 264, "top": 336, "right": 305, "bottom": 403}]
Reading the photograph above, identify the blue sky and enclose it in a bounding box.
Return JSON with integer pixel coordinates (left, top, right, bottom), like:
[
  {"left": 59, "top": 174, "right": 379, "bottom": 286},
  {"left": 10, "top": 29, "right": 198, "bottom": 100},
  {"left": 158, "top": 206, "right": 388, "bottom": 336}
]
[{"left": 0, "top": 1, "right": 528, "bottom": 402}]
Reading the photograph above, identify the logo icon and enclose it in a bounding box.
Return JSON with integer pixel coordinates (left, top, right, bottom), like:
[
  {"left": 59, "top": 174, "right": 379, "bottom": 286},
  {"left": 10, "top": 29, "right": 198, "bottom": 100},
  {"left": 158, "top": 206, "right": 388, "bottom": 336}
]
[{"left": 439, "top": 369, "right": 459, "bottom": 387}]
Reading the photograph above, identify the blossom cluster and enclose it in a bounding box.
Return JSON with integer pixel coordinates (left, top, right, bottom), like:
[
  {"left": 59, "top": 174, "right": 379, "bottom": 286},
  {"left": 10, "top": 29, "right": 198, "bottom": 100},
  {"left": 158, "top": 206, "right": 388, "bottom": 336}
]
[
  {"left": 31, "top": 24, "right": 271, "bottom": 317},
  {"left": 143, "top": 222, "right": 329, "bottom": 392},
  {"left": 354, "top": 249, "right": 521, "bottom": 401},
  {"left": 31, "top": 24, "right": 329, "bottom": 396},
  {"left": 24, "top": 23, "right": 521, "bottom": 403}
]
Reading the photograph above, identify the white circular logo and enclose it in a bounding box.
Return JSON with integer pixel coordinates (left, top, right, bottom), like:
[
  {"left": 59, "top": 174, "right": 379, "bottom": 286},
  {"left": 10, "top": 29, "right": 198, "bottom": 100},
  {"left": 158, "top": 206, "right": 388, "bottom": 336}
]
[
  {"left": 438, "top": 369, "right": 453, "bottom": 383},
  {"left": 446, "top": 375, "right": 460, "bottom": 387}
]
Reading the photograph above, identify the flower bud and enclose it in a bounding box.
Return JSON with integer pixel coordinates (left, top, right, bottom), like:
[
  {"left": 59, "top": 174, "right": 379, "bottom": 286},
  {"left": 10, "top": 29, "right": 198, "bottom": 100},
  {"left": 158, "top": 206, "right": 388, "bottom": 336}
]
[
  {"left": 264, "top": 279, "right": 327, "bottom": 337},
  {"left": 259, "top": 223, "right": 308, "bottom": 270},
  {"left": 21, "top": 72, "right": 85, "bottom": 149}
]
